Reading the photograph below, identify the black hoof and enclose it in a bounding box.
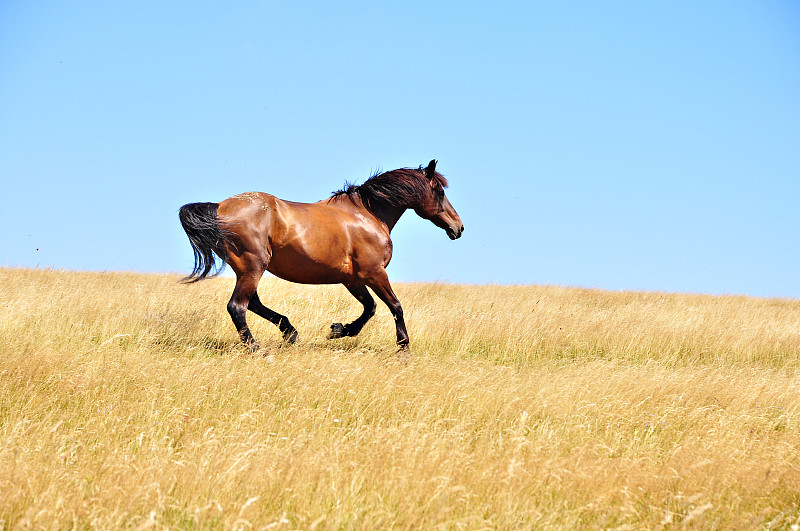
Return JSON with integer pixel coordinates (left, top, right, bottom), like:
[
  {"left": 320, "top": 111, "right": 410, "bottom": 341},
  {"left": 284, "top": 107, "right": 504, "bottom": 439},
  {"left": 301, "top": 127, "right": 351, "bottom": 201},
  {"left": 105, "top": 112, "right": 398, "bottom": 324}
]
[
  {"left": 328, "top": 322, "right": 344, "bottom": 339},
  {"left": 283, "top": 328, "right": 298, "bottom": 344},
  {"left": 246, "top": 341, "right": 260, "bottom": 353}
]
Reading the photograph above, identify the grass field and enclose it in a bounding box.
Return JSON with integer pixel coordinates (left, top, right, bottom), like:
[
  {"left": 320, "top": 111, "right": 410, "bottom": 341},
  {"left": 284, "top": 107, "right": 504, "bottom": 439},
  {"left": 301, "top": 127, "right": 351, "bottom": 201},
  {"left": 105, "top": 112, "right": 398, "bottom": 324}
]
[{"left": 1, "top": 268, "right": 799, "bottom": 529}]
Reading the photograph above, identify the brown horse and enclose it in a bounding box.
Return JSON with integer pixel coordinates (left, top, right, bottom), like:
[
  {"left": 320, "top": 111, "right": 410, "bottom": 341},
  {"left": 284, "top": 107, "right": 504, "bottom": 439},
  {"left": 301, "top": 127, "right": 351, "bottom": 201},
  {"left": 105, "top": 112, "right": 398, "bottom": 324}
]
[{"left": 179, "top": 160, "right": 463, "bottom": 355}]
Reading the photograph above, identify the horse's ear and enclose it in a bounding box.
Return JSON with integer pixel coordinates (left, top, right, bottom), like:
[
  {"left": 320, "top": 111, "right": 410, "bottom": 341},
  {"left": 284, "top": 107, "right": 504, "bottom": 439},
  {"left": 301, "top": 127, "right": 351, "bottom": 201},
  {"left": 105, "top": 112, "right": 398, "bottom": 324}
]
[{"left": 424, "top": 159, "right": 437, "bottom": 179}]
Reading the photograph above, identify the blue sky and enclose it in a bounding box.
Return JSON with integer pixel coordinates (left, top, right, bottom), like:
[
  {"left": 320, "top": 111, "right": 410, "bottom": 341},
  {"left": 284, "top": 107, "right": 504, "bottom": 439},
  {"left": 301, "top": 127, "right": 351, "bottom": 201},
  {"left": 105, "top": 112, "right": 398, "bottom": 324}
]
[{"left": 2, "top": 2, "right": 799, "bottom": 298}]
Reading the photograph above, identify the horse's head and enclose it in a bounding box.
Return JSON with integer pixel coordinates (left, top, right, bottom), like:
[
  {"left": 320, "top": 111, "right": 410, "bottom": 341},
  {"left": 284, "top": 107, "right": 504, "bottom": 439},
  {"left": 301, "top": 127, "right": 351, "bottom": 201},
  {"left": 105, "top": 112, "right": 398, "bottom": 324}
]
[{"left": 414, "top": 160, "right": 464, "bottom": 240}]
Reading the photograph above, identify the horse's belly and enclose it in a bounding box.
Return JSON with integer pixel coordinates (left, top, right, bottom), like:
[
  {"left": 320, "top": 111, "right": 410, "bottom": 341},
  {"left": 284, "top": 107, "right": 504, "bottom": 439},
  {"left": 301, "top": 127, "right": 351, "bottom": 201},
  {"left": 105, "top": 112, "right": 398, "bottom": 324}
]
[{"left": 266, "top": 247, "right": 351, "bottom": 285}]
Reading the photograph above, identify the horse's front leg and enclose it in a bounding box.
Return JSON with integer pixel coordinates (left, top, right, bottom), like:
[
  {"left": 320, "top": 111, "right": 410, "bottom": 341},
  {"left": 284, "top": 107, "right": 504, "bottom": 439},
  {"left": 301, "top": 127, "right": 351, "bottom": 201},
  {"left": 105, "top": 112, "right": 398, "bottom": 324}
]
[
  {"left": 365, "top": 271, "right": 410, "bottom": 359},
  {"left": 329, "top": 283, "right": 377, "bottom": 339}
]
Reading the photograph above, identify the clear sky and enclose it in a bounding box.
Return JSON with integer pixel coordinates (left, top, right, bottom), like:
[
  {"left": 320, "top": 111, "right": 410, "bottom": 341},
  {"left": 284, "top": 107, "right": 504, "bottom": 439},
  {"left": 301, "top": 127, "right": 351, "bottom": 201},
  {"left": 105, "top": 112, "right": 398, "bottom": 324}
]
[{"left": 2, "top": 2, "right": 799, "bottom": 298}]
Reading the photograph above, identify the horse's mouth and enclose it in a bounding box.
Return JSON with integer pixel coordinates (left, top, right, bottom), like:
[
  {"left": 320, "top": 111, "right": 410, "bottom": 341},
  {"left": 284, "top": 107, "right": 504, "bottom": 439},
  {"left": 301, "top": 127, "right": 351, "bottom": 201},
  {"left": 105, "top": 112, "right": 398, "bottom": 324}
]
[{"left": 446, "top": 226, "right": 464, "bottom": 240}]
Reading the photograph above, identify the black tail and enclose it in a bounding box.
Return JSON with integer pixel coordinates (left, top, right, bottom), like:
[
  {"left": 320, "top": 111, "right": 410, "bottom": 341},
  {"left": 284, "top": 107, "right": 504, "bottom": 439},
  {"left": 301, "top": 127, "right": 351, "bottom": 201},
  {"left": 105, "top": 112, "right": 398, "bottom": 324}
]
[{"left": 178, "top": 202, "right": 232, "bottom": 283}]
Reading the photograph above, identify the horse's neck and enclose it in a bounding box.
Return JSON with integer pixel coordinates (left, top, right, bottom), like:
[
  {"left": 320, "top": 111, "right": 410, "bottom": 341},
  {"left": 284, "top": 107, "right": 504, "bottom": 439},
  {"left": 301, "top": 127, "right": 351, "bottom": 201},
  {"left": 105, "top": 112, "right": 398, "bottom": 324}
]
[{"left": 371, "top": 204, "right": 407, "bottom": 232}]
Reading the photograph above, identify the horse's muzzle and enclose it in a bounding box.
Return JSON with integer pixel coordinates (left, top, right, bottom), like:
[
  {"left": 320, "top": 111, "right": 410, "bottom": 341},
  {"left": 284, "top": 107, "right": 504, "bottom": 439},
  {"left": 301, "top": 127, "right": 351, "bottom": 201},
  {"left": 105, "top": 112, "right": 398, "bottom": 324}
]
[{"left": 447, "top": 224, "right": 464, "bottom": 240}]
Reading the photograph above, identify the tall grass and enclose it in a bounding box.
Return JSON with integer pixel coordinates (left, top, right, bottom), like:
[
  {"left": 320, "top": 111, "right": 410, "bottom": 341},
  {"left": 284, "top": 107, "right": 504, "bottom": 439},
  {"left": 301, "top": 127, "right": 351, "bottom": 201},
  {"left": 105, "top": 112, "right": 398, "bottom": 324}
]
[{"left": 1, "top": 268, "right": 799, "bottom": 529}]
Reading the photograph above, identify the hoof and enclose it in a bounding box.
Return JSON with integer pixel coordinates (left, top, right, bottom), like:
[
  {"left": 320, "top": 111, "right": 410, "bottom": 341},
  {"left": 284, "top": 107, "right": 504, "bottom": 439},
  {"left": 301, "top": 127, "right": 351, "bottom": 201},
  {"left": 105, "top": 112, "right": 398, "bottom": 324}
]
[
  {"left": 328, "top": 322, "right": 345, "bottom": 339},
  {"left": 246, "top": 341, "right": 261, "bottom": 353},
  {"left": 283, "top": 328, "right": 298, "bottom": 344}
]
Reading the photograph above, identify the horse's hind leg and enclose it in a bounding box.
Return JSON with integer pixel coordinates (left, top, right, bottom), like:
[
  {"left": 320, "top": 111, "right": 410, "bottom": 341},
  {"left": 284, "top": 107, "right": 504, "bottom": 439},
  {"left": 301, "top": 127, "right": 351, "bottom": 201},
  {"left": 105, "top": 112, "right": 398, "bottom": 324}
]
[
  {"left": 227, "top": 274, "right": 262, "bottom": 352},
  {"left": 249, "top": 292, "right": 298, "bottom": 344},
  {"left": 329, "top": 283, "right": 377, "bottom": 339}
]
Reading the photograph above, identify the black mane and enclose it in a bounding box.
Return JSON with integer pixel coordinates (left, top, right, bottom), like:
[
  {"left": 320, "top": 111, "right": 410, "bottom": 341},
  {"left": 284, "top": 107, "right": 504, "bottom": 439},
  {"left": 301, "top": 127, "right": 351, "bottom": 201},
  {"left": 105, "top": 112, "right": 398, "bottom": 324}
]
[{"left": 331, "top": 166, "right": 448, "bottom": 214}]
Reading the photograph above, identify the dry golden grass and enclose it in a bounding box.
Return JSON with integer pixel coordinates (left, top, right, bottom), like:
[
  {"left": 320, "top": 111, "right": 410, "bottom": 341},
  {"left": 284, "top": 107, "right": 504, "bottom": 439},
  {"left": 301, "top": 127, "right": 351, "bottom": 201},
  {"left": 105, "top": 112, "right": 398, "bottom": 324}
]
[{"left": 1, "top": 267, "right": 799, "bottom": 529}]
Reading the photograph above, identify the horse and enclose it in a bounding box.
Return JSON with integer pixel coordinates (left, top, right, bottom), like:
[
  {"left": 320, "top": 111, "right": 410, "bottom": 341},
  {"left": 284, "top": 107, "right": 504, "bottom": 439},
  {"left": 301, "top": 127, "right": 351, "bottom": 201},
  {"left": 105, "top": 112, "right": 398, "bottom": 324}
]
[{"left": 178, "top": 159, "right": 464, "bottom": 356}]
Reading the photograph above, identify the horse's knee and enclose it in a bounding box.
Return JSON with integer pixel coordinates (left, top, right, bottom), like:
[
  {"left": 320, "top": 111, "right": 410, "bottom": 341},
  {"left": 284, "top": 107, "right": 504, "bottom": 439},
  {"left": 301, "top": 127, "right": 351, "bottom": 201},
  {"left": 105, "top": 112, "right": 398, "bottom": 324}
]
[{"left": 391, "top": 303, "right": 403, "bottom": 321}]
